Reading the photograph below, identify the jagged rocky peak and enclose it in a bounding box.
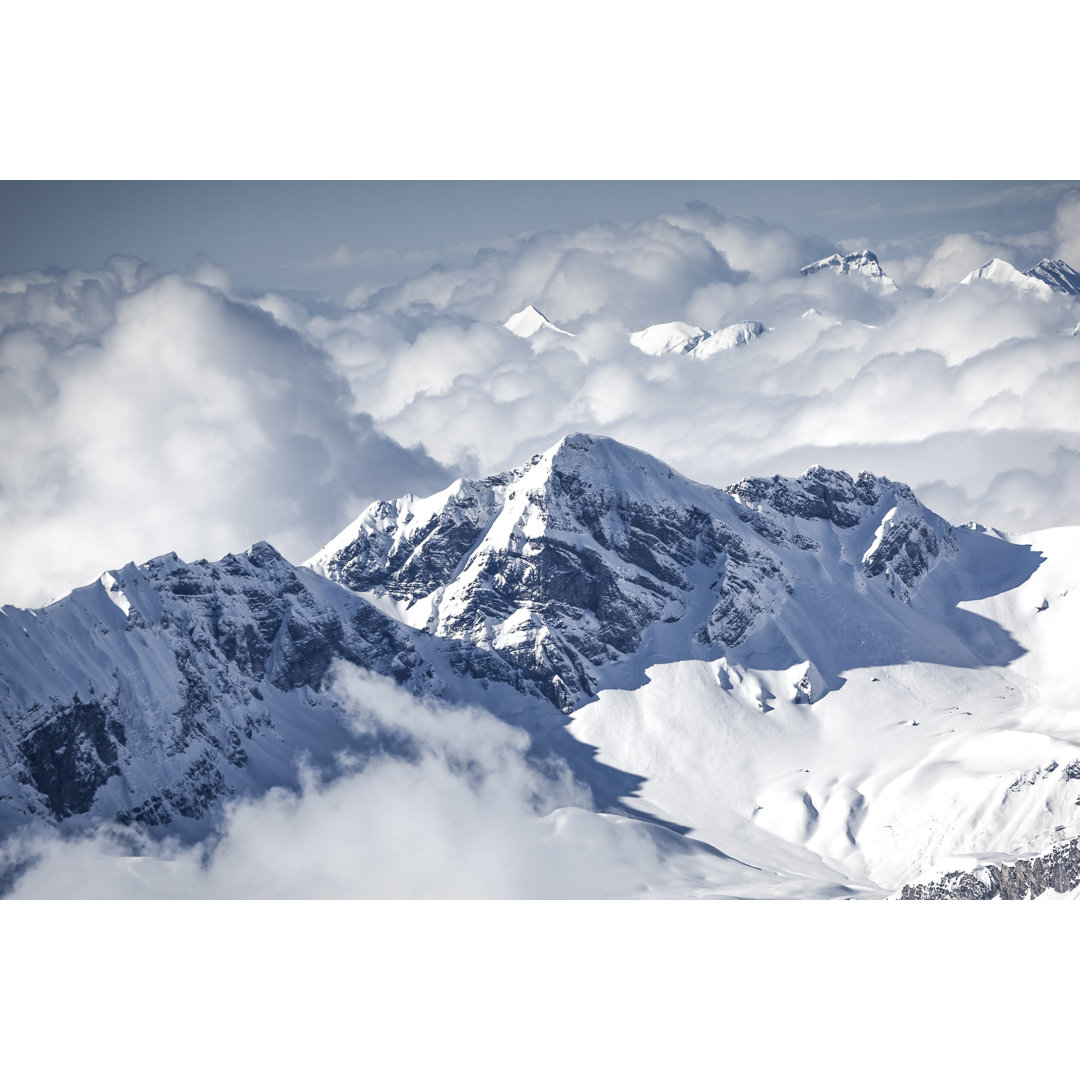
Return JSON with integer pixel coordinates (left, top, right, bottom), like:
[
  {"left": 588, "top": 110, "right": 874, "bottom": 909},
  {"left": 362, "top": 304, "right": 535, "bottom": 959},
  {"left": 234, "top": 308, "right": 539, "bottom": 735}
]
[
  {"left": 0, "top": 540, "right": 423, "bottom": 829},
  {"left": 503, "top": 304, "right": 573, "bottom": 338},
  {"left": 727, "top": 464, "right": 890, "bottom": 527},
  {"left": 308, "top": 436, "right": 958, "bottom": 709},
  {"left": 629, "top": 319, "right": 766, "bottom": 358},
  {"left": 799, "top": 250, "right": 897, "bottom": 291},
  {"left": 1025, "top": 257, "right": 1080, "bottom": 297},
  {"left": 727, "top": 464, "right": 956, "bottom": 601}
]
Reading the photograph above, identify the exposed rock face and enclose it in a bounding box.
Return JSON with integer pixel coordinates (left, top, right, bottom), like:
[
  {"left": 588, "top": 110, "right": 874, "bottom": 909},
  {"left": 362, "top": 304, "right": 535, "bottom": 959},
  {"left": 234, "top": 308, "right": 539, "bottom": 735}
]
[
  {"left": 18, "top": 697, "right": 125, "bottom": 818},
  {"left": 900, "top": 837, "right": 1080, "bottom": 900},
  {"left": 0, "top": 542, "right": 423, "bottom": 828},
  {"left": 308, "top": 435, "right": 956, "bottom": 710},
  {"left": 726, "top": 466, "right": 956, "bottom": 602},
  {"left": 728, "top": 466, "right": 884, "bottom": 528},
  {"left": 310, "top": 476, "right": 510, "bottom": 601},
  {"left": 1025, "top": 257, "right": 1080, "bottom": 298}
]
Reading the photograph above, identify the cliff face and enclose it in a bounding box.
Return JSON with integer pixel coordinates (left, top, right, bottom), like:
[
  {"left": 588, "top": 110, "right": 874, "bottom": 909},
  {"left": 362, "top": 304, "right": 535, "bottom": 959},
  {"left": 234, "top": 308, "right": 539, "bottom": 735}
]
[
  {"left": 308, "top": 434, "right": 956, "bottom": 711},
  {"left": 901, "top": 836, "right": 1080, "bottom": 900},
  {"left": 0, "top": 541, "right": 426, "bottom": 832}
]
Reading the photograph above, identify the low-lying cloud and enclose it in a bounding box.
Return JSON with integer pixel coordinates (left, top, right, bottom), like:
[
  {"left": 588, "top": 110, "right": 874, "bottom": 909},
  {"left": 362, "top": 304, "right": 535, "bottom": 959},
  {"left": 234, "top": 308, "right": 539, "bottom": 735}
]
[{"left": 1, "top": 667, "right": 728, "bottom": 898}]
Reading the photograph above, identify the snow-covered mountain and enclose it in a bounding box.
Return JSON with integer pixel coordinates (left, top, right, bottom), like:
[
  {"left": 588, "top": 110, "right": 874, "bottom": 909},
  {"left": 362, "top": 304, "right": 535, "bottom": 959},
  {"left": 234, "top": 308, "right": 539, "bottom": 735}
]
[
  {"left": 960, "top": 257, "right": 1056, "bottom": 296},
  {"left": 799, "top": 250, "right": 897, "bottom": 292},
  {"left": 0, "top": 542, "right": 428, "bottom": 833},
  {"left": 307, "top": 434, "right": 964, "bottom": 712},
  {"left": 503, "top": 304, "right": 573, "bottom": 338},
  {"left": 5, "top": 433, "right": 1080, "bottom": 898},
  {"left": 956, "top": 255, "right": 1080, "bottom": 301},
  {"left": 1025, "top": 257, "right": 1080, "bottom": 298},
  {"left": 629, "top": 320, "right": 765, "bottom": 358}
]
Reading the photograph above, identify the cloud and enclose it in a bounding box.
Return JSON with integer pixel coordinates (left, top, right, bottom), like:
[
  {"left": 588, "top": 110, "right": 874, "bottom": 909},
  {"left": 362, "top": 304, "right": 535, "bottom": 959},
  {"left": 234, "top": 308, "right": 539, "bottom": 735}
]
[
  {"left": 303, "top": 208, "right": 1080, "bottom": 537},
  {"left": 306, "top": 243, "right": 357, "bottom": 271},
  {"left": 902, "top": 181, "right": 1076, "bottom": 215},
  {"left": 0, "top": 265, "right": 451, "bottom": 607},
  {"left": 1051, "top": 187, "right": 1080, "bottom": 267},
  {"left": 358, "top": 209, "right": 776, "bottom": 328},
  {"left": 1, "top": 667, "right": 738, "bottom": 898},
  {"left": 6, "top": 199, "right": 1080, "bottom": 609},
  {"left": 915, "top": 232, "right": 1006, "bottom": 289}
]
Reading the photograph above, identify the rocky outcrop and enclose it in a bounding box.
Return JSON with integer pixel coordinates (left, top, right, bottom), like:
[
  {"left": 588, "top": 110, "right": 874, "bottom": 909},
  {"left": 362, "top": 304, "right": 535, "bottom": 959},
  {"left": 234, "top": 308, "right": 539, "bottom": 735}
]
[
  {"left": 900, "top": 837, "right": 1080, "bottom": 899},
  {"left": 309, "top": 434, "right": 957, "bottom": 710},
  {"left": 0, "top": 542, "right": 424, "bottom": 828}
]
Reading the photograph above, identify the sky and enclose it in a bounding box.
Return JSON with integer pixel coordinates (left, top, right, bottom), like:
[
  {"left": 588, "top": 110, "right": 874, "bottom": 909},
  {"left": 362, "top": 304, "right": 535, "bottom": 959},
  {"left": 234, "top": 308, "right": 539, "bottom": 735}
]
[{"left": 2, "top": 180, "right": 1075, "bottom": 297}]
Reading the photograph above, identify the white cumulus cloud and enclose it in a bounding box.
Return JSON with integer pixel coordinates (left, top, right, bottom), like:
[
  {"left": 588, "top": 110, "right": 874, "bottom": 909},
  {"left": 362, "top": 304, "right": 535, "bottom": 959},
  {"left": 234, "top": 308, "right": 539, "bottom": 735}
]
[{"left": 0, "top": 265, "right": 451, "bottom": 607}]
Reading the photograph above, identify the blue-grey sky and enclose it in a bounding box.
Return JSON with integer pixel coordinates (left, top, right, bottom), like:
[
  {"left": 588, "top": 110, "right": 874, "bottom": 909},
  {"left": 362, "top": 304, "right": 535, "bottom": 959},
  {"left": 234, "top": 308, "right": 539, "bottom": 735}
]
[{"left": 2, "top": 180, "right": 1075, "bottom": 298}]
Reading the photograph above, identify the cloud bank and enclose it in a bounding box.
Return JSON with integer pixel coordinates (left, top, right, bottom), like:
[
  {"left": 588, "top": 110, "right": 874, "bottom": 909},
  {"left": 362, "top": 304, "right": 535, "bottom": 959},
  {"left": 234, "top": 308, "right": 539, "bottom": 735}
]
[
  {"left": 300, "top": 196, "right": 1080, "bottom": 536},
  {"left": 0, "top": 261, "right": 450, "bottom": 606},
  {"left": 4, "top": 190, "right": 1080, "bottom": 606}
]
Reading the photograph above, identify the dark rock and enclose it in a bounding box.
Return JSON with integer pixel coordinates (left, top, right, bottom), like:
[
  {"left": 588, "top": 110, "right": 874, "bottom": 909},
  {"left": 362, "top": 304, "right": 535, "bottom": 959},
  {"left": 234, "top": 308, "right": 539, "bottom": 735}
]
[{"left": 900, "top": 837, "right": 1080, "bottom": 900}]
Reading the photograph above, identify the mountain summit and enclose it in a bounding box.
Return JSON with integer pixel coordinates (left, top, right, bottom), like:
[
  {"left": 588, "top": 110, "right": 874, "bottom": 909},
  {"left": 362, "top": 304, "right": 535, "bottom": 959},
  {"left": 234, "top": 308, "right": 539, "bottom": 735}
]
[
  {"left": 961, "top": 257, "right": 1055, "bottom": 295},
  {"left": 629, "top": 320, "right": 766, "bottom": 358},
  {"left": 503, "top": 305, "right": 573, "bottom": 338},
  {"left": 1026, "top": 257, "right": 1080, "bottom": 297},
  {"left": 307, "top": 433, "right": 959, "bottom": 710},
  {"left": 799, "top": 250, "right": 897, "bottom": 291}
]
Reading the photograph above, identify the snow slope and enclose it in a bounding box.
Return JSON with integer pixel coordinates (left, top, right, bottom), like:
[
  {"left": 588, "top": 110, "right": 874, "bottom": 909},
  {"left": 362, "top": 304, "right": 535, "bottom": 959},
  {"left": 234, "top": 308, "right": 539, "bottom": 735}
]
[
  {"left": 6, "top": 433, "right": 1080, "bottom": 897},
  {"left": 629, "top": 320, "right": 765, "bottom": 357},
  {"left": 568, "top": 522, "right": 1080, "bottom": 894},
  {"left": 503, "top": 305, "right": 573, "bottom": 338},
  {"left": 960, "top": 257, "right": 1055, "bottom": 297}
]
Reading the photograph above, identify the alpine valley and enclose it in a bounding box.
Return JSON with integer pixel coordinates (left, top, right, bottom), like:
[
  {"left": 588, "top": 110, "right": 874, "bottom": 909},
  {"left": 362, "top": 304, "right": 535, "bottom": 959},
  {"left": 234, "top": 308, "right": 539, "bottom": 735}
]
[{"left": 5, "top": 430, "right": 1080, "bottom": 899}]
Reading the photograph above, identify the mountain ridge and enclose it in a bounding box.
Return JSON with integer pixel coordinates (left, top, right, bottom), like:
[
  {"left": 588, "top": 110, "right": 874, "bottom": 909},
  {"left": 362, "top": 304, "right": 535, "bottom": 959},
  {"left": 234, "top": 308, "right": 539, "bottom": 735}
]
[{"left": 3, "top": 432, "right": 1074, "bottom": 899}]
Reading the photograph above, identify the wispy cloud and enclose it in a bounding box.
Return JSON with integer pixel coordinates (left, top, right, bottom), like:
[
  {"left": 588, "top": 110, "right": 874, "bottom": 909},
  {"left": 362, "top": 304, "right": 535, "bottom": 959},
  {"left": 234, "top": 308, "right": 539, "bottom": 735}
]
[
  {"left": 901, "top": 181, "right": 1077, "bottom": 216},
  {"left": 303, "top": 235, "right": 519, "bottom": 276}
]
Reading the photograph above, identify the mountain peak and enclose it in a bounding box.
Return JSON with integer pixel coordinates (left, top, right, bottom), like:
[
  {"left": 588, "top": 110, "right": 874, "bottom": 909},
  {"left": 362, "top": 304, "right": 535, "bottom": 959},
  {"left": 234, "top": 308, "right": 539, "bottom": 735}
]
[
  {"left": 503, "top": 305, "right": 573, "bottom": 338},
  {"left": 539, "top": 432, "right": 703, "bottom": 501},
  {"left": 629, "top": 319, "right": 766, "bottom": 358},
  {"left": 799, "top": 250, "right": 897, "bottom": 291},
  {"left": 307, "top": 435, "right": 956, "bottom": 710},
  {"left": 1025, "top": 257, "right": 1080, "bottom": 297},
  {"left": 961, "top": 257, "right": 1054, "bottom": 295}
]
